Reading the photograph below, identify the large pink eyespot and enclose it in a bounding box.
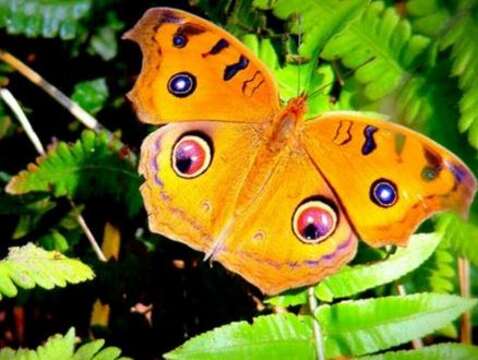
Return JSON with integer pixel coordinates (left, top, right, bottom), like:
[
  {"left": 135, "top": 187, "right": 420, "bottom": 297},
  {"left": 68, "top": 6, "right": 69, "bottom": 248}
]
[
  {"left": 172, "top": 134, "right": 212, "bottom": 178},
  {"left": 292, "top": 199, "right": 338, "bottom": 243}
]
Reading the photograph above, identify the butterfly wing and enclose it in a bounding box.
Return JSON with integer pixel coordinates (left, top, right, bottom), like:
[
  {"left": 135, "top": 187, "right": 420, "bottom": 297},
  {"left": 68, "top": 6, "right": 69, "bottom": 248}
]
[
  {"left": 215, "top": 149, "right": 358, "bottom": 295},
  {"left": 302, "top": 112, "right": 477, "bottom": 247},
  {"left": 124, "top": 7, "right": 280, "bottom": 124},
  {"left": 140, "top": 119, "right": 358, "bottom": 294},
  {"left": 139, "top": 121, "right": 264, "bottom": 252}
]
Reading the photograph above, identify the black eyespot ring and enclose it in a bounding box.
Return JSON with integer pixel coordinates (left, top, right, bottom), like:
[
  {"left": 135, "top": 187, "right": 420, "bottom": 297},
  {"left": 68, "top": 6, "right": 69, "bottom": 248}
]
[
  {"left": 171, "top": 132, "right": 213, "bottom": 179},
  {"left": 167, "top": 72, "right": 196, "bottom": 98},
  {"left": 173, "top": 34, "right": 187, "bottom": 48},
  {"left": 370, "top": 179, "right": 398, "bottom": 207},
  {"left": 292, "top": 197, "right": 338, "bottom": 244}
]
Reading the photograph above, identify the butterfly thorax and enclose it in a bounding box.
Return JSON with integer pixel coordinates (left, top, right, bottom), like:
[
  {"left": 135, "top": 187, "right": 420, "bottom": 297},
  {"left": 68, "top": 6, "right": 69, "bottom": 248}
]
[{"left": 267, "top": 95, "right": 307, "bottom": 151}]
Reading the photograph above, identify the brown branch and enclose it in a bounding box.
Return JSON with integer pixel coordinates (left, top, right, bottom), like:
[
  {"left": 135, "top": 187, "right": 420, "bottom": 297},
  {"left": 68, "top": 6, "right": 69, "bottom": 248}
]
[
  {"left": 0, "top": 48, "right": 107, "bottom": 133},
  {"left": 458, "top": 257, "right": 472, "bottom": 344}
]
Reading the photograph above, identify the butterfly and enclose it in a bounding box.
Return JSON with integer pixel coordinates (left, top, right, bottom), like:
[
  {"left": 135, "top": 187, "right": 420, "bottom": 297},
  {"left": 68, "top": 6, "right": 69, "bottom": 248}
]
[{"left": 124, "top": 7, "right": 477, "bottom": 295}]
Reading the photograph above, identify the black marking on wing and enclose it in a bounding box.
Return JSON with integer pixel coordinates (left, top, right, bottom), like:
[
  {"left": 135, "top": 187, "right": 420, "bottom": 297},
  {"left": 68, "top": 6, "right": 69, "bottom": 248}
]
[
  {"left": 424, "top": 146, "right": 443, "bottom": 169},
  {"left": 176, "top": 23, "right": 206, "bottom": 36},
  {"left": 203, "top": 38, "right": 229, "bottom": 57},
  {"left": 394, "top": 133, "right": 406, "bottom": 162},
  {"left": 241, "top": 70, "right": 264, "bottom": 96},
  {"left": 224, "top": 55, "right": 249, "bottom": 81},
  {"left": 361, "top": 125, "right": 378, "bottom": 155},
  {"left": 339, "top": 122, "right": 353, "bottom": 145},
  {"left": 333, "top": 121, "right": 343, "bottom": 142},
  {"left": 421, "top": 146, "right": 443, "bottom": 182},
  {"left": 152, "top": 10, "right": 182, "bottom": 35}
]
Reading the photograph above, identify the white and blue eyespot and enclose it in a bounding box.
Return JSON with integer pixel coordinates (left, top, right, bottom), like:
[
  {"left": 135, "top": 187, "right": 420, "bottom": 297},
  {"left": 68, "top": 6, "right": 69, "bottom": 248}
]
[
  {"left": 168, "top": 72, "right": 196, "bottom": 98},
  {"left": 173, "top": 34, "right": 187, "bottom": 48},
  {"left": 370, "top": 179, "right": 398, "bottom": 207}
]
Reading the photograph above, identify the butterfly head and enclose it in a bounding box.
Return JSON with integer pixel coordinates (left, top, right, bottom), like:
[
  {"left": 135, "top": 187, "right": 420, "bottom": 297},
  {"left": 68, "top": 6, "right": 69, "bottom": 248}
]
[{"left": 284, "top": 94, "right": 308, "bottom": 120}]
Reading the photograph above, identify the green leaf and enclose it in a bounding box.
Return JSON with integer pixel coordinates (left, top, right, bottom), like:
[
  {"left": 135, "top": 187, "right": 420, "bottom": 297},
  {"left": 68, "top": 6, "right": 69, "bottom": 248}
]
[
  {"left": 436, "top": 212, "right": 478, "bottom": 267},
  {"left": 360, "top": 343, "right": 478, "bottom": 360},
  {"left": 71, "top": 78, "right": 109, "bottom": 115},
  {"left": 317, "top": 293, "right": 477, "bottom": 358},
  {"left": 322, "top": 1, "right": 431, "bottom": 100},
  {"left": 315, "top": 233, "right": 442, "bottom": 302},
  {"left": 193, "top": 0, "right": 266, "bottom": 37},
  {"left": 0, "top": 243, "right": 94, "bottom": 300},
  {"left": 242, "top": 34, "right": 335, "bottom": 117},
  {"left": 0, "top": 327, "right": 132, "bottom": 359},
  {"left": 265, "top": 287, "right": 308, "bottom": 307},
  {"left": 166, "top": 294, "right": 475, "bottom": 359},
  {"left": 87, "top": 11, "right": 124, "bottom": 61},
  {"left": 164, "top": 313, "right": 315, "bottom": 359},
  {"left": 6, "top": 130, "right": 142, "bottom": 217},
  {"left": 441, "top": 6, "right": 478, "bottom": 149},
  {"left": 406, "top": 0, "right": 454, "bottom": 37},
  {"left": 405, "top": 237, "right": 457, "bottom": 295},
  {"left": 0, "top": 0, "right": 92, "bottom": 39},
  {"left": 255, "top": 0, "right": 367, "bottom": 59}
]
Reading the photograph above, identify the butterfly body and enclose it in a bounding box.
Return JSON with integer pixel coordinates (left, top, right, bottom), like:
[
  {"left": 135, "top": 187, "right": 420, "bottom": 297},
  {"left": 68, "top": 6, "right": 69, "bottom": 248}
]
[{"left": 127, "top": 7, "right": 477, "bottom": 294}]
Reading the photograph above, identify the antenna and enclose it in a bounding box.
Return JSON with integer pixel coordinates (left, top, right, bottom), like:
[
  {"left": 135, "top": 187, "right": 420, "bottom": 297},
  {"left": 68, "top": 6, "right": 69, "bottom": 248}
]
[
  {"left": 296, "top": 12, "right": 303, "bottom": 97},
  {"left": 307, "top": 57, "right": 375, "bottom": 100}
]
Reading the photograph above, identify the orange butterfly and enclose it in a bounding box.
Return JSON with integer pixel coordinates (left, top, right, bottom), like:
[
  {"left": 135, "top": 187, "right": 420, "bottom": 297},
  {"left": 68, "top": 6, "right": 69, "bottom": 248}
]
[{"left": 125, "top": 7, "right": 477, "bottom": 295}]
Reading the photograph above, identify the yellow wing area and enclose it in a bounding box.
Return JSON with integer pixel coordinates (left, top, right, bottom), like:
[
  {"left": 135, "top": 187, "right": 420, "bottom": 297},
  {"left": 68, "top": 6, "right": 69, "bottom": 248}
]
[
  {"left": 125, "top": 7, "right": 281, "bottom": 124},
  {"left": 139, "top": 121, "right": 263, "bottom": 252},
  {"left": 303, "top": 112, "right": 477, "bottom": 247},
  {"left": 217, "top": 150, "right": 357, "bottom": 295}
]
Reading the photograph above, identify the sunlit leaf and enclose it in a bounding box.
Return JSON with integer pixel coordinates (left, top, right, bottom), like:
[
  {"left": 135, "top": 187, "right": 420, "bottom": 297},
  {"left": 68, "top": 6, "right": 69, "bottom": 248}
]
[
  {"left": 0, "top": 243, "right": 94, "bottom": 300},
  {"left": 6, "top": 130, "right": 142, "bottom": 217},
  {"left": 315, "top": 233, "right": 441, "bottom": 302}
]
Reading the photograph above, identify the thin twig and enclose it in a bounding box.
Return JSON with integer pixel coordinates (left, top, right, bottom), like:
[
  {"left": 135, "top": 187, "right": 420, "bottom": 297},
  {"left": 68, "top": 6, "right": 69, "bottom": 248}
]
[
  {"left": 0, "top": 49, "right": 105, "bottom": 132},
  {"left": 308, "top": 287, "right": 325, "bottom": 360},
  {"left": 0, "top": 88, "right": 45, "bottom": 154},
  {"left": 397, "top": 284, "right": 423, "bottom": 349},
  {"left": 458, "top": 257, "right": 471, "bottom": 344},
  {"left": 0, "top": 88, "right": 107, "bottom": 262}
]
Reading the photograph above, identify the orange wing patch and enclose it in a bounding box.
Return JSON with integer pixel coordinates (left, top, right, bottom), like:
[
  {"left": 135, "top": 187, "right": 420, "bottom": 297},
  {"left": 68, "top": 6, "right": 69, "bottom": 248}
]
[{"left": 124, "top": 7, "right": 281, "bottom": 124}]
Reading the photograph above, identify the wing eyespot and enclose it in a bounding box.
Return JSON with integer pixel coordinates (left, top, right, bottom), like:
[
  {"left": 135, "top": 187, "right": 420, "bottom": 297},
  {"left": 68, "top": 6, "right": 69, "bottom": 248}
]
[
  {"left": 168, "top": 72, "right": 196, "bottom": 97},
  {"left": 171, "top": 132, "right": 213, "bottom": 179},
  {"left": 172, "top": 34, "right": 187, "bottom": 48},
  {"left": 370, "top": 179, "right": 398, "bottom": 207},
  {"left": 292, "top": 197, "right": 338, "bottom": 244}
]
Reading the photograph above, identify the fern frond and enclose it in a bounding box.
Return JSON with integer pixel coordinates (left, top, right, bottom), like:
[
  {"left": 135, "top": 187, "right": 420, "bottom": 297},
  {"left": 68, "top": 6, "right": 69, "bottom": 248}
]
[
  {"left": 441, "top": 6, "right": 478, "bottom": 148},
  {"left": 6, "top": 130, "right": 142, "bottom": 217},
  {"left": 321, "top": 1, "right": 430, "bottom": 100},
  {"left": 0, "top": 327, "right": 132, "bottom": 359},
  {"left": 406, "top": 0, "right": 454, "bottom": 37},
  {"left": 0, "top": 243, "right": 94, "bottom": 300},
  {"left": 71, "top": 78, "right": 109, "bottom": 116},
  {"left": 254, "top": 0, "right": 367, "bottom": 59},
  {"left": 407, "top": 239, "right": 457, "bottom": 295},
  {"left": 0, "top": 0, "right": 92, "bottom": 39},
  {"left": 435, "top": 212, "right": 478, "bottom": 267}
]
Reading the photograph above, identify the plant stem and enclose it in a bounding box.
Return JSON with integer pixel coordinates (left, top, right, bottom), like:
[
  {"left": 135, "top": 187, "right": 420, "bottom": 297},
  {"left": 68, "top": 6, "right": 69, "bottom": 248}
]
[
  {"left": 397, "top": 284, "right": 423, "bottom": 349},
  {"left": 458, "top": 257, "right": 471, "bottom": 344},
  {"left": 0, "top": 88, "right": 107, "bottom": 262},
  {"left": 308, "top": 287, "right": 325, "bottom": 360},
  {"left": 0, "top": 88, "right": 45, "bottom": 154},
  {"left": 0, "top": 49, "right": 106, "bottom": 132}
]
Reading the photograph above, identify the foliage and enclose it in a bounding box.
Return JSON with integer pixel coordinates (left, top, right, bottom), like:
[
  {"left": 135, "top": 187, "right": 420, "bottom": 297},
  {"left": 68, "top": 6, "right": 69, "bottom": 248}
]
[
  {"left": 1, "top": 0, "right": 478, "bottom": 359},
  {"left": 0, "top": 243, "right": 94, "bottom": 300},
  {"left": 0, "top": 327, "right": 131, "bottom": 359},
  {"left": 360, "top": 343, "right": 478, "bottom": 360},
  {"left": 0, "top": 0, "right": 92, "bottom": 39},
  {"left": 267, "top": 232, "right": 441, "bottom": 306},
  {"left": 71, "top": 78, "right": 109, "bottom": 115},
  {"left": 166, "top": 294, "right": 476, "bottom": 359},
  {"left": 6, "top": 130, "right": 142, "bottom": 217}
]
